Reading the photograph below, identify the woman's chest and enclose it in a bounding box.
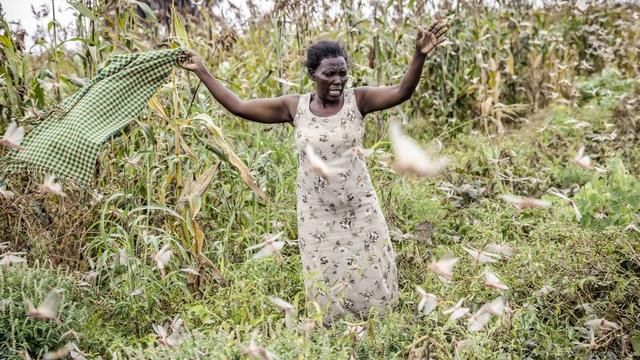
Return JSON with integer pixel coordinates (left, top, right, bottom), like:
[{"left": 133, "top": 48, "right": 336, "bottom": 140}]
[{"left": 295, "top": 108, "right": 363, "bottom": 153}]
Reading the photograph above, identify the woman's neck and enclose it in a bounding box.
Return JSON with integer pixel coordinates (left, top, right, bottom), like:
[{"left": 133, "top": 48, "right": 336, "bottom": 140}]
[{"left": 312, "top": 93, "right": 342, "bottom": 107}]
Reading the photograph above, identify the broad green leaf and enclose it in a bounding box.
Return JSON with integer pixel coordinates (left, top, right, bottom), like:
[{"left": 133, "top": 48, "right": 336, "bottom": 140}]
[
  {"left": 29, "top": 78, "right": 46, "bottom": 108},
  {"left": 47, "top": 20, "right": 61, "bottom": 33},
  {"left": 127, "top": 0, "right": 158, "bottom": 23},
  {"left": 172, "top": 7, "right": 190, "bottom": 48},
  {"left": 67, "top": 0, "right": 99, "bottom": 21},
  {"left": 0, "top": 35, "right": 13, "bottom": 49},
  {"left": 631, "top": 333, "right": 640, "bottom": 355}
]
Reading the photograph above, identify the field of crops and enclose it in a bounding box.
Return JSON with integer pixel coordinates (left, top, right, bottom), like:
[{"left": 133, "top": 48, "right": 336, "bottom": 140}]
[{"left": 1, "top": 0, "right": 640, "bottom": 358}]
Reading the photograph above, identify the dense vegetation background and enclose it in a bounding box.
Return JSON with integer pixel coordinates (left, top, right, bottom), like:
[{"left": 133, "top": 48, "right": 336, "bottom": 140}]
[{"left": 1, "top": 0, "right": 639, "bottom": 358}]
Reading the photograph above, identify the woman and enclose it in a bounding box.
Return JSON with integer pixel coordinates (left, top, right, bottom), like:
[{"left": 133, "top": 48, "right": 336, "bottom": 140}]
[{"left": 182, "top": 21, "right": 448, "bottom": 323}]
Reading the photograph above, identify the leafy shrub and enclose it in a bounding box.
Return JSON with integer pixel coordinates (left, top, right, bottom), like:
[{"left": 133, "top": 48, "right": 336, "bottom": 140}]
[
  {"left": 575, "top": 158, "right": 640, "bottom": 229},
  {"left": 0, "top": 266, "right": 88, "bottom": 359}
]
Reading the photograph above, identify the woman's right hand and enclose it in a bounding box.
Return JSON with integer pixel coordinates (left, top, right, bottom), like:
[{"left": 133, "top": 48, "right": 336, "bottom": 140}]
[
  {"left": 416, "top": 21, "right": 448, "bottom": 56},
  {"left": 181, "top": 49, "right": 206, "bottom": 73}
]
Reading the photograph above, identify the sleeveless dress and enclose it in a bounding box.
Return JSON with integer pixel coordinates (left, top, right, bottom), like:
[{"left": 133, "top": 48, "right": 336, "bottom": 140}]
[{"left": 293, "top": 88, "right": 399, "bottom": 323}]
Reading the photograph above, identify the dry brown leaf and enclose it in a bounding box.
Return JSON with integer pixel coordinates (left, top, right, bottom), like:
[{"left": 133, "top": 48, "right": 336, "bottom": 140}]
[
  {"left": 193, "top": 113, "right": 269, "bottom": 202},
  {"left": 178, "top": 164, "right": 220, "bottom": 204}
]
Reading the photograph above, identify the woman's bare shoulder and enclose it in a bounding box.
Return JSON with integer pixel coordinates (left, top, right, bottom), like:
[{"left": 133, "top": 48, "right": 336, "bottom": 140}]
[{"left": 281, "top": 94, "right": 302, "bottom": 119}]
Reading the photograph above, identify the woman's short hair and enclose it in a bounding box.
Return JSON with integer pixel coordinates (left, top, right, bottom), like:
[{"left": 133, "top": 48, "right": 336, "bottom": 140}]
[{"left": 305, "top": 40, "right": 348, "bottom": 76}]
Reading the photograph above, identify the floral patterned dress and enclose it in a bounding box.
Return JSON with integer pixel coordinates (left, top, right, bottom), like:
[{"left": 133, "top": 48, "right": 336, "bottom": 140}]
[{"left": 293, "top": 88, "right": 399, "bottom": 323}]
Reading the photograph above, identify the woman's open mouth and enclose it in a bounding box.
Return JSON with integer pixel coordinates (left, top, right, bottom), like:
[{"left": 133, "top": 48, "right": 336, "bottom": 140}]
[{"left": 329, "top": 88, "right": 342, "bottom": 96}]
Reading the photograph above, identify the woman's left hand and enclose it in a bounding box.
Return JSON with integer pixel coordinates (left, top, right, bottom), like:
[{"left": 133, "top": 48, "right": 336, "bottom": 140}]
[
  {"left": 416, "top": 20, "right": 449, "bottom": 55},
  {"left": 181, "top": 49, "right": 206, "bottom": 73}
]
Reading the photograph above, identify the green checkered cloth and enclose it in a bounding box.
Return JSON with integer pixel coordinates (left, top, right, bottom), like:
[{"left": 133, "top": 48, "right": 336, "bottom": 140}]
[{"left": 1, "top": 47, "right": 188, "bottom": 185}]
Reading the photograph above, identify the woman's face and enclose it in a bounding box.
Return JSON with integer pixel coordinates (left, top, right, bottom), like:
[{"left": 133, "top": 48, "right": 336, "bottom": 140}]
[{"left": 312, "top": 56, "right": 348, "bottom": 102}]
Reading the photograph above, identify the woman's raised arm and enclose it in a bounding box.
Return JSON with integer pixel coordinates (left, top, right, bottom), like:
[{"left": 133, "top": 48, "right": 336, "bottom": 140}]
[
  {"left": 182, "top": 50, "right": 298, "bottom": 124},
  {"left": 354, "top": 21, "right": 448, "bottom": 116}
]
